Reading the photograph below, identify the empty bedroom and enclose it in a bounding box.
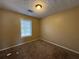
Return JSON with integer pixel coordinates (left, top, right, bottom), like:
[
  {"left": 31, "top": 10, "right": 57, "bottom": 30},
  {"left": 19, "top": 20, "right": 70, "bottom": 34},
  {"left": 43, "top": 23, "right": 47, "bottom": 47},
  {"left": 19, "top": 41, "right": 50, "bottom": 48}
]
[{"left": 0, "top": 0, "right": 79, "bottom": 59}]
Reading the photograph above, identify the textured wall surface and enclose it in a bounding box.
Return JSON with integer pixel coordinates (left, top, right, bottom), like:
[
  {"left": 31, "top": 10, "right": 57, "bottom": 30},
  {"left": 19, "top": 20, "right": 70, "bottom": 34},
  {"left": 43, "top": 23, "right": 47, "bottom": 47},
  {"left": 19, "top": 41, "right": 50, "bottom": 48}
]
[
  {"left": 0, "top": 9, "right": 40, "bottom": 50},
  {"left": 41, "top": 7, "right": 79, "bottom": 52}
]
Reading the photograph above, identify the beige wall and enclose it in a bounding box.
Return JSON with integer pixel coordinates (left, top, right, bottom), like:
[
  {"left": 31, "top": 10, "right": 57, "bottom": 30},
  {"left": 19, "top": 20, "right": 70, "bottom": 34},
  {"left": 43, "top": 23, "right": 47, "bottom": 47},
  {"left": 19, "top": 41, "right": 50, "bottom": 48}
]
[
  {"left": 0, "top": 9, "right": 40, "bottom": 50},
  {"left": 41, "top": 7, "right": 79, "bottom": 52}
]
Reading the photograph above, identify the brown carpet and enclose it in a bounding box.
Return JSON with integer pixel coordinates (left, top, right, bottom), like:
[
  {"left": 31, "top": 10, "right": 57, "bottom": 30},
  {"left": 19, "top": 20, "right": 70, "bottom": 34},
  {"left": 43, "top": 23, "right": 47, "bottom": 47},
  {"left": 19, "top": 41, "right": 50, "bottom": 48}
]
[{"left": 0, "top": 40, "right": 79, "bottom": 59}]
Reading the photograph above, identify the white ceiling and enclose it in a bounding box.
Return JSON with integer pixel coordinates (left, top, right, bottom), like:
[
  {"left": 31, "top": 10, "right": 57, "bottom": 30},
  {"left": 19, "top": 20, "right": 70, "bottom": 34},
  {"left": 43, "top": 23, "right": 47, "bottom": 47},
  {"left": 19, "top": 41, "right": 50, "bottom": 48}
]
[{"left": 0, "top": 0, "right": 79, "bottom": 18}]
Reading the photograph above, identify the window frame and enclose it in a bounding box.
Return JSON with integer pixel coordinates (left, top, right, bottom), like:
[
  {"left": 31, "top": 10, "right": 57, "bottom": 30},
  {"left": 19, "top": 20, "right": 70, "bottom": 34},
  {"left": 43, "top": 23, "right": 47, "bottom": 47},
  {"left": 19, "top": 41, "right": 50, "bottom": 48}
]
[{"left": 20, "top": 19, "right": 32, "bottom": 38}]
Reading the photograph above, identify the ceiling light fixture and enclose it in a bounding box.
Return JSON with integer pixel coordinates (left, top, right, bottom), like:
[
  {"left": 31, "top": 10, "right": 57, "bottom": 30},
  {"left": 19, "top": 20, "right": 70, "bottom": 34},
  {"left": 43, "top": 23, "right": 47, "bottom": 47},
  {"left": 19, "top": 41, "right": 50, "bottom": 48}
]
[{"left": 35, "top": 4, "right": 42, "bottom": 10}]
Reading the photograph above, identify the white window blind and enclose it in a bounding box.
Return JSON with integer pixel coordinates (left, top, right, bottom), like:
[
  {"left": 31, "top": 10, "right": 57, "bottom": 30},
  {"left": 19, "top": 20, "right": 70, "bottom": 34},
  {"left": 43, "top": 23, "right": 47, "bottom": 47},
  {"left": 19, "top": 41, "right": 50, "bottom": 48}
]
[{"left": 21, "top": 19, "right": 32, "bottom": 37}]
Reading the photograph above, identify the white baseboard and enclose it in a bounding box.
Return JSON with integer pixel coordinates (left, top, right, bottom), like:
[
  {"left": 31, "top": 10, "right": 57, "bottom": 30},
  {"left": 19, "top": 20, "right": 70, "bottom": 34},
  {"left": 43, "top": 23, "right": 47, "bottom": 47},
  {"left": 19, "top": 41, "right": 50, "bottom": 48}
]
[
  {"left": 42, "top": 38, "right": 79, "bottom": 55},
  {"left": 0, "top": 38, "right": 39, "bottom": 51}
]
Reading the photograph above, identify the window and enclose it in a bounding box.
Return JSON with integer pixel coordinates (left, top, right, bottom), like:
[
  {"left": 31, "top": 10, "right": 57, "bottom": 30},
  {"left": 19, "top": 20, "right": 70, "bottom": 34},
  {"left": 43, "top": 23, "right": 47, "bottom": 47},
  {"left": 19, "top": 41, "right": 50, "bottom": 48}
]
[{"left": 20, "top": 19, "right": 32, "bottom": 37}]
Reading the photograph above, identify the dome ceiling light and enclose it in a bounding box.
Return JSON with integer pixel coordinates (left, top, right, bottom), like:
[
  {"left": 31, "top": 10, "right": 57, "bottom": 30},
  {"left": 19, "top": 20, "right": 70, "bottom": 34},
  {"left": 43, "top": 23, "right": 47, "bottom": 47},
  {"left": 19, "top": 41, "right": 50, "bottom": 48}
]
[{"left": 35, "top": 4, "right": 42, "bottom": 10}]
